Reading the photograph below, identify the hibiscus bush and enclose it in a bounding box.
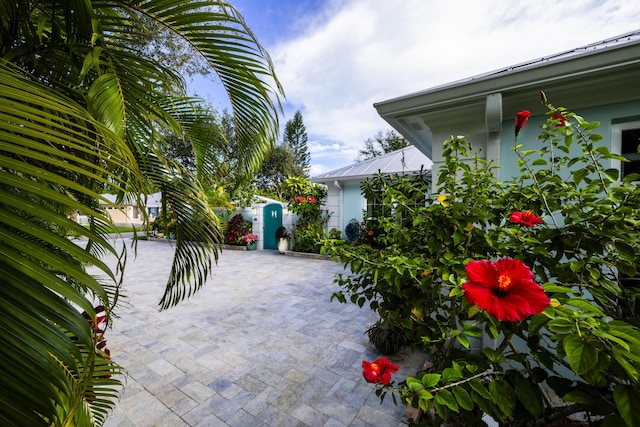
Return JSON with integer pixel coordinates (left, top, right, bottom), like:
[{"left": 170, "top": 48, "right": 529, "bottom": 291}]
[{"left": 326, "top": 95, "right": 640, "bottom": 426}]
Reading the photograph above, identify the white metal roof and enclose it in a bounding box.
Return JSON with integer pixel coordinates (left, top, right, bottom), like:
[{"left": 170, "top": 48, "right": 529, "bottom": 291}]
[{"left": 311, "top": 145, "right": 432, "bottom": 181}]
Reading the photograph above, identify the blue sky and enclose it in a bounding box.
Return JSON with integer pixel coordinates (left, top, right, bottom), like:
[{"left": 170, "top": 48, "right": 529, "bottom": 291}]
[{"left": 188, "top": 0, "right": 640, "bottom": 176}]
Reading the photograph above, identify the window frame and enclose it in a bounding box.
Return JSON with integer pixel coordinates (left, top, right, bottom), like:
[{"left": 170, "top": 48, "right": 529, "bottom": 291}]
[{"left": 611, "top": 120, "right": 640, "bottom": 180}]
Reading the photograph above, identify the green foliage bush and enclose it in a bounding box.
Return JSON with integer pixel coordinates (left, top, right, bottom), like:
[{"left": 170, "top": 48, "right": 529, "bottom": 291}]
[
  {"left": 326, "top": 98, "right": 640, "bottom": 426},
  {"left": 284, "top": 177, "right": 330, "bottom": 253}
]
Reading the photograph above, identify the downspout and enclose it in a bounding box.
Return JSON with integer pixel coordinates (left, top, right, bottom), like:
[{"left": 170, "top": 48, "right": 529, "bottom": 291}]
[
  {"left": 483, "top": 93, "right": 501, "bottom": 352},
  {"left": 334, "top": 180, "right": 343, "bottom": 238},
  {"left": 485, "top": 93, "right": 503, "bottom": 180}
]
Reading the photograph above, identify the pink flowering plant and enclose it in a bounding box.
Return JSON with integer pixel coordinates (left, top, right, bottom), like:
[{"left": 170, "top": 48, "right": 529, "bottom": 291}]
[
  {"left": 326, "top": 94, "right": 640, "bottom": 426},
  {"left": 241, "top": 233, "right": 258, "bottom": 245}
]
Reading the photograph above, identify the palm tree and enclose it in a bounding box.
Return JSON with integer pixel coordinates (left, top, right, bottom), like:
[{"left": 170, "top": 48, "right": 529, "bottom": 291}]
[{"left": 0, "top": 1, "right": 283, "bottom": 425}]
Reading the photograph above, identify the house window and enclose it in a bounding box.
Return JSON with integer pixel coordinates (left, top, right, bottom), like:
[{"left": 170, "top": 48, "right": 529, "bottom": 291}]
[
  {"left": 365, "top": 196, "right": 386, "bottom": 221},
  {"left": 612, "top": 121, "right": 640, "bottom": 179}
]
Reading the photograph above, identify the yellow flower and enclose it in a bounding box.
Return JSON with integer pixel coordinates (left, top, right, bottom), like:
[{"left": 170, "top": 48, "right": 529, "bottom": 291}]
[
  {"left": 465, "top": 223, "right": 474, "bottom": 232},
  {"left": 437, "top": 194, "right": 449, "bottom": 207}
]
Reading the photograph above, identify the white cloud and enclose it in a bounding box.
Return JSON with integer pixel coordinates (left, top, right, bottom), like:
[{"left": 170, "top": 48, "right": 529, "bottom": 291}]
[{"left": 268, "top": 0, "right": 640, "bottom": 173}]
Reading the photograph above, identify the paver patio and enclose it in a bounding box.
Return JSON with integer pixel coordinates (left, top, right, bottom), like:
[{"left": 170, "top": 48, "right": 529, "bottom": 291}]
[{"left": 98, "top": 239, "right": 427, "bottom": 426}]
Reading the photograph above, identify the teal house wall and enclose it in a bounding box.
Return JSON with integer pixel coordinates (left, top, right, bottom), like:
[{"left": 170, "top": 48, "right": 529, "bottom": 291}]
[
  {"left": 499, "top": 100, "right": 640, "bottom": 181},
  {"left": 342, "top": 184, "right": 363, "bottom": 227},
  {"left": 311, "top": 146, "right": 432, "bottom": 239},
  {"left": 374, "top": 31, "right": 640, "bottom": 190}
]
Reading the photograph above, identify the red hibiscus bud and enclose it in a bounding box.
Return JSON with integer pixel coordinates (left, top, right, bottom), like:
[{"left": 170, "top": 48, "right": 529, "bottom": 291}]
[
  {"left": 514, "top": 110, "right": 531, "bottom": 138},
  {"left": 539, "top": 91, "right": 548, "bottom": 105},
  {"left": 551, "top": 112, "right": 568, "bottom": 127}
]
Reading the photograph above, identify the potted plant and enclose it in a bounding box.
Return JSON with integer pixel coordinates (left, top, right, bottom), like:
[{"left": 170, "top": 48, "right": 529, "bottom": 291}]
[
  {"left": 275, "top": 226, "right": 290, "bottom": 254},
  {"left": 241, "top": 233, "right": 258, "bottom": 250},
  {"left": 366, "top": 320, "right": 408, "bottom": 355},
  {"left": 166, "top": 218, "right": 177, "bottom": 240}
]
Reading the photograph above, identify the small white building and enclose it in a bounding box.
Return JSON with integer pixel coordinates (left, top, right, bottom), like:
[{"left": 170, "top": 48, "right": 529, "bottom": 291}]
[{"left": 229, "top": 196, "right": 295, "bottom": 250}]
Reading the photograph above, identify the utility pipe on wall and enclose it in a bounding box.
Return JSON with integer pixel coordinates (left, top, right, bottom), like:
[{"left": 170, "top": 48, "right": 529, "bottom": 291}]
[{"left": 334, "top": 180, "right": 343, "bottom": 238}]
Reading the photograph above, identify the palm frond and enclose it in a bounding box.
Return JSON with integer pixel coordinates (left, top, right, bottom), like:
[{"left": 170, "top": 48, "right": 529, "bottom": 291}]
[{"left": 0, "top": 60, "right": 128, "bottom": 426}]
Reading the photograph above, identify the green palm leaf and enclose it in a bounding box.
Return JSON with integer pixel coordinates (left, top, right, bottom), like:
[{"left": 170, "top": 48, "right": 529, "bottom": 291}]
[
  {"left": 1, "top": 0, "right": 283, "bottom": 424},
  {"left": 0, "top": 61, "right": 127, "bottom": 426}
]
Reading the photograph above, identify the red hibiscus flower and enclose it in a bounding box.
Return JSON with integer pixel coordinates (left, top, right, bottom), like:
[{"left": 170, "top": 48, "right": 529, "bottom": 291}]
[
  {"left": 362, "top": 357, "right": 399, "bottom": 385},
  {"left": 514, "top": 110, "right": 531, "bottom": 137},
  {"left": 462, "top": 258, "right": 550, "bottom": 322},
  {"left": 551, "top": 112, "right": 568, "bottom": 127},
  {"left": 509, "top": 210, "right": 543, "bottom": 227}
]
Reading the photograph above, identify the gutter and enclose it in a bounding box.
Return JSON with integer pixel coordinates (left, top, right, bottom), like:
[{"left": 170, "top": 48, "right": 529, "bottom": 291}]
[{"left": 334, "top": 180, "right": 344, "bottom": 238}]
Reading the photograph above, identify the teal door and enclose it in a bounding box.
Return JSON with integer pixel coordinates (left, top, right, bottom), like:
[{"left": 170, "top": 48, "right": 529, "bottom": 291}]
[{"left": 263, "top": 204, "right": 282, "bottom": 250}]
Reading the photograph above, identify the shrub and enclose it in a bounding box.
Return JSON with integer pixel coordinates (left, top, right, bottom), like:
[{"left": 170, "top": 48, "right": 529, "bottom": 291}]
[
  {"left": 326, "top": 96, "right": 640, "bottom": 426},
  {"left": 328, "top": 228, "right": 342, "bottom": 240},
  {"left": 224, "top": 213, "right": 250, "bottom": 245},
  {"left": 284, "top": 177, "right": 330, "bottom": 253}
]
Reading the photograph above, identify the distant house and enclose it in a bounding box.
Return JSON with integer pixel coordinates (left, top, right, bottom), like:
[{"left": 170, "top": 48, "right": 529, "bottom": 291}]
[
  {"left": 310, "top": 145, "right": 432, "bottom": 237},
  {"left": 100, "top": 192, "right": 162, "bottom": 227},
  {"left": 374, "top": 30, "right": 640, "bottom": 187}
]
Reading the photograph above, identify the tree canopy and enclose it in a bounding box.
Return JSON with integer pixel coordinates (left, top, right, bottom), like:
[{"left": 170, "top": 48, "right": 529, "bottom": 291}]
[
  {"left": 358, "top": 129, "right": 410, "bottom": 161},
  {"left": 283, "top": 110, "right": 311, "bottom": 176}
]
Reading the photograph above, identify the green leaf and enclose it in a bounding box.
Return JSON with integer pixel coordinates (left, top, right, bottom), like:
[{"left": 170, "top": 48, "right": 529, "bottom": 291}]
[
  {"left": 573, "top": 168, "right": 588, "bottom": 184},
  {"left": 442, "top": 365, "right": 464, "bottom": 383},
  {"left": 612, "top": 347, "right": 639, "bottom": 381},
  {"left": 457, "top": 333, "right": 470, "bottom": 349},
  {"left": 547, "top": 317, "right": 575, "bottom": 333},
  {"left": 462, "top": 323, "right": 483, "bottom": 337},
  {"left": 514, "top": 374, "right": 543, "bottom": 417},
  {"left": 419, "top": 389, "right": 434, "bottom": 400},
  {"left": 604, "top": 168, "right": 620, "bottom": 182},
  {"left": 613, "top": 384, "right": 640, "bottom": 427},
  {"left": 563, "top": 390, "right": 598, "bottom": 405},
  {"left": 452, "top": 386, "right": 474, "bottom": 411},
  {"left": 566, "top": 298, "right": 604, "bottom": 317},
  {"left": 529, "top": 313, "right": 551, "bottom": 335},
  {"left": 615, "top": 241, "right": 636, "bottom": 263},
  {"left": 469, "top": 378, "right": 492, "bottom": 400},
  {"left": 563, "top": 335, "right": 598, "bottom": 375},
  {"left": 542, "top": 284, "right": 575, "bottom": 294},
  {"left": 435, "top": 389, "right": 459, "bottom": 413},
  {"left": 483, "top": 347, "right": 506, "bottom": 364},
  {"left": 421, "top": 373, "right": 441, "bottom": 388},
  {"left": 489, "top": 379, "right": 515, "bottom": 417},
  {"left": 408, "top": 380, "right": 424, "bottom": 392}
]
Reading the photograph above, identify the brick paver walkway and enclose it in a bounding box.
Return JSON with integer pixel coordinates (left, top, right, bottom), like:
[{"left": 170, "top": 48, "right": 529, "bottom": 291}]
[{"left": 99, "top": 240, "right": 426, "bottom": 426}]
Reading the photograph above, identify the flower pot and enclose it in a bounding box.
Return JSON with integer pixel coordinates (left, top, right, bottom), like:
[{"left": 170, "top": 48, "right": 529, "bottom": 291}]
[
  {"left": 277, "top": 237, "right": 289, "bottom": 254},
  {"left": 366, "top": 322, "right": 407, "bottom": 355},
  {"left": 168, "top": 232, "right": 176, "bottom": 240},
  {"left": 247, "top": 242, "right": 257, "bottom": 251}
]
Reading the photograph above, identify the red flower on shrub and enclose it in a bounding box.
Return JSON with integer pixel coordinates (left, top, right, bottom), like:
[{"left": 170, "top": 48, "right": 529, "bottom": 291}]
[
  {"left": 307, "top": 195, "right": 317, "bottom": 204},
  {"left": 514, "top": 110, "right": 531, "bottom": 137},
  {"left": 362, "top": 357, "right": 399, "bottom": 385},
  {"left": 551, "top": 112, "right": 568, "bottom": 127},
  {"left": 462, "top": 258, "right": 550, "bottom": 322},
  {"left": 509, "top": 210, "right": 543, "bottom": 227}
]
